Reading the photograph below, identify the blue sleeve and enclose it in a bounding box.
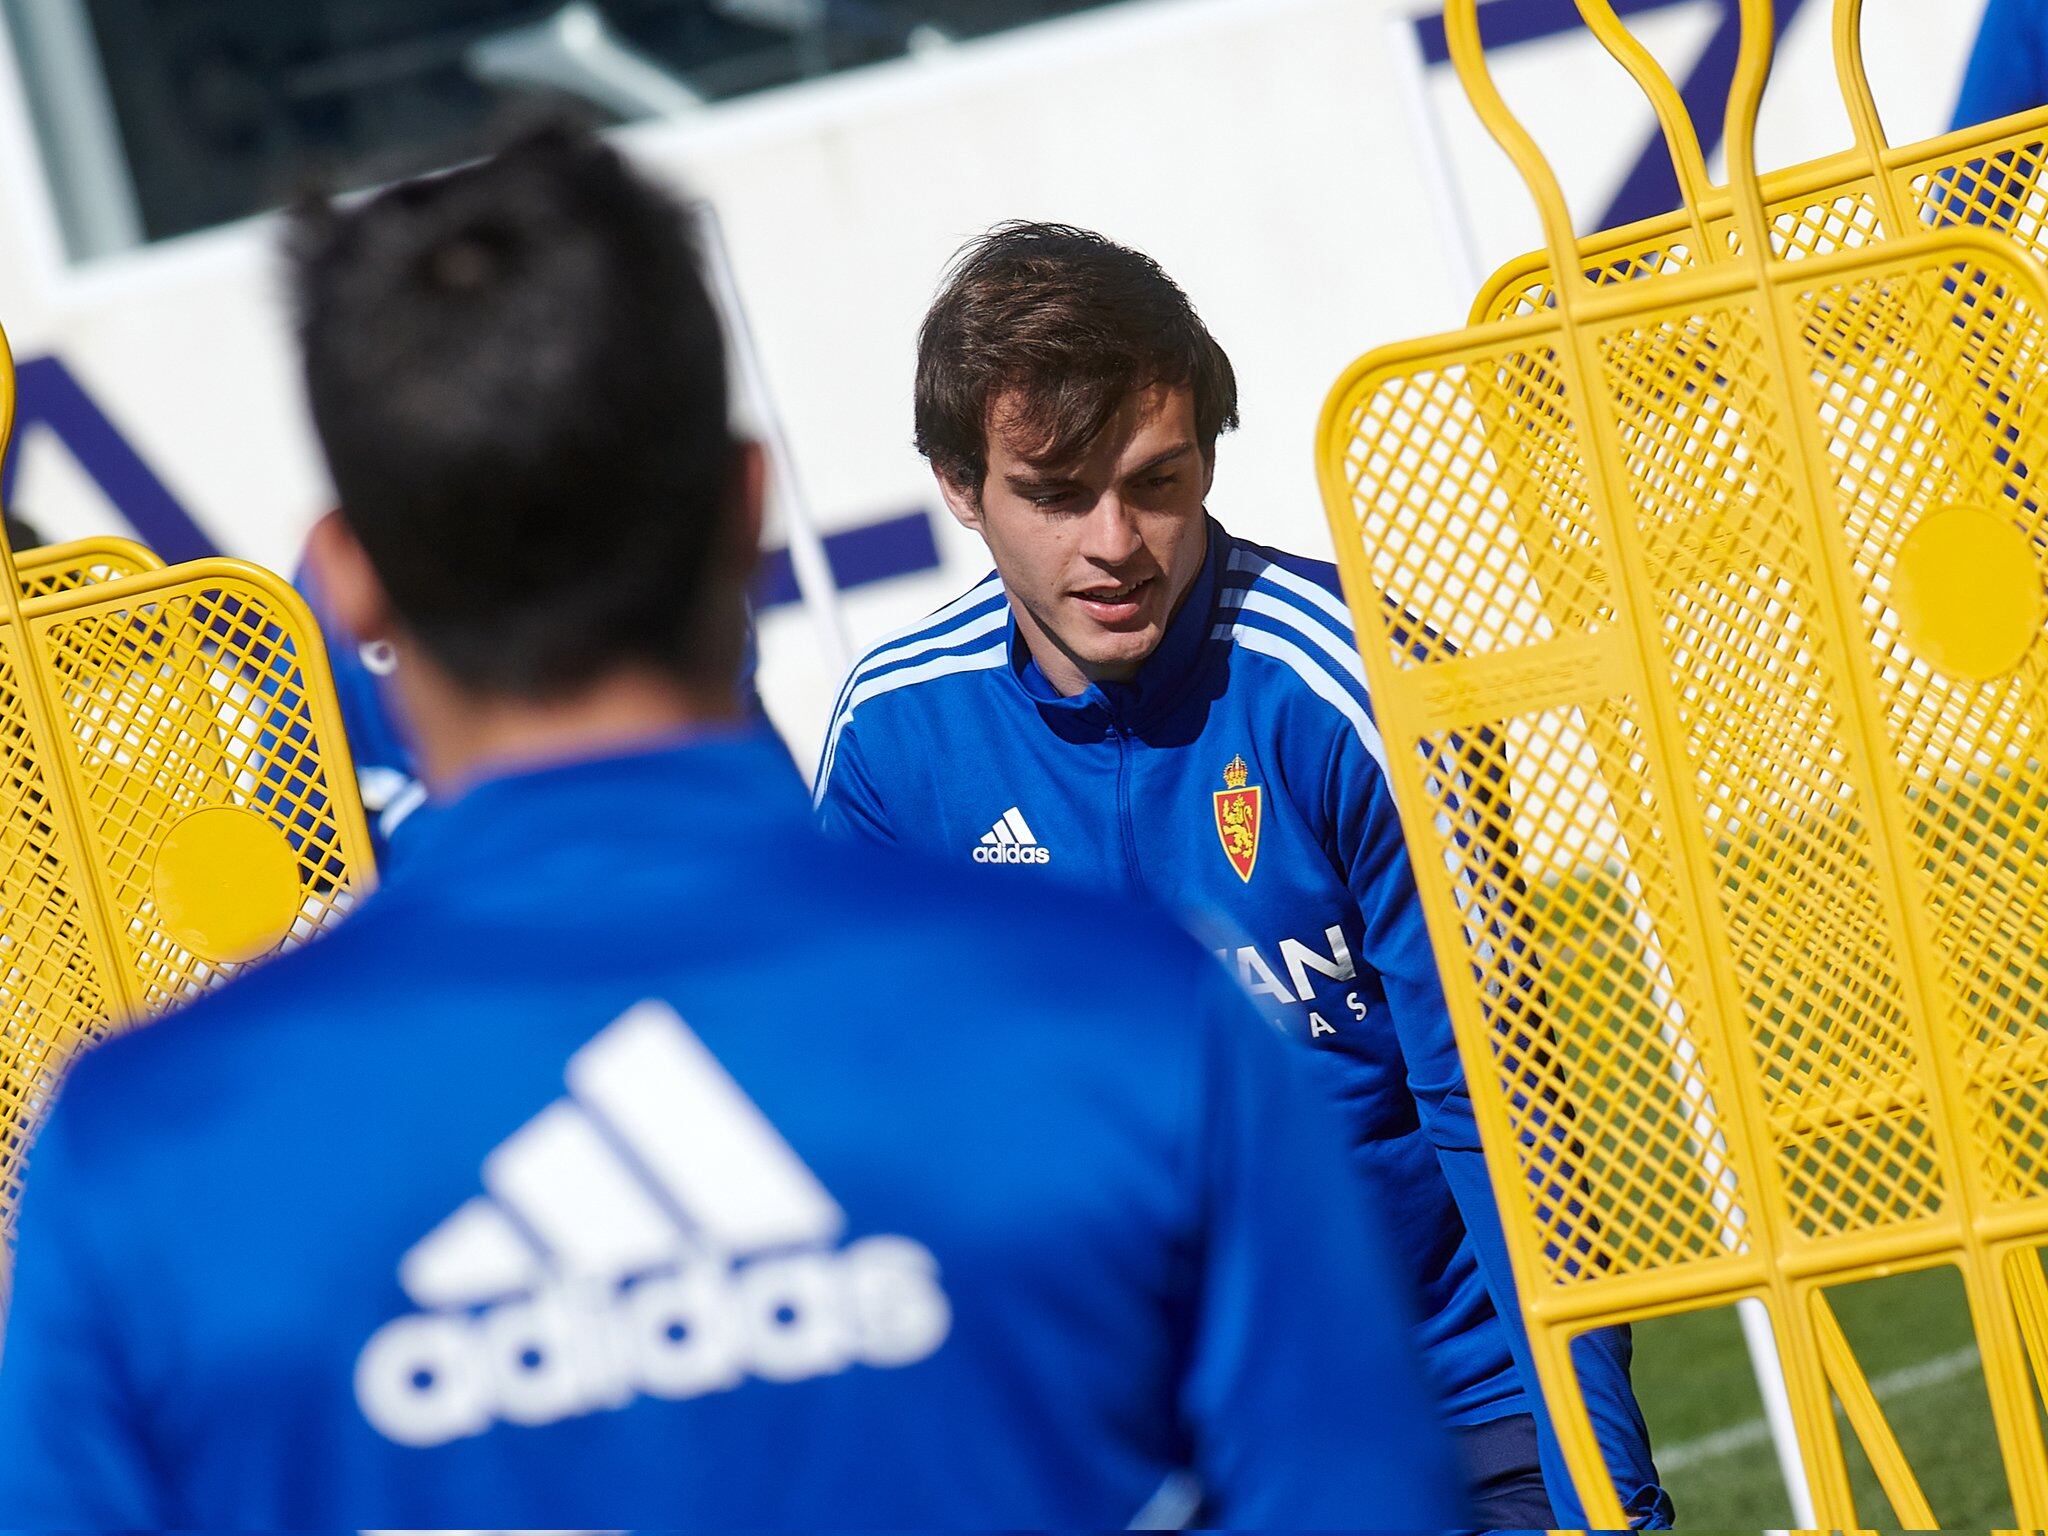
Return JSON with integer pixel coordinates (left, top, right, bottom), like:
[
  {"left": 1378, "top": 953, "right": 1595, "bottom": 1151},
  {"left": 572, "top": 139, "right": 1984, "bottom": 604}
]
[
  {"left": 1336, "top": 732, "right": 1671, "bottom": 1526},
  {"left": 1182, "top": 967, "right": 1471, "bottom": 1526},
  {"left": 1954, "top": 0, "right": 2048, "bottom": 129},
  {"left": 813, "top": 716, "right": 897, "bottom": 846},
  {"left": 0, "top": 1086, "right": 166, "bottom": 1525}
]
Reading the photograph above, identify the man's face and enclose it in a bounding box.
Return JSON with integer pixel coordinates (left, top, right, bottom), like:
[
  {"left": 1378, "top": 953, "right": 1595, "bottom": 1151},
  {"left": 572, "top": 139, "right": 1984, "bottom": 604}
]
[{"left": 939, "top": 383, "right": 1212, "bottom": 696}]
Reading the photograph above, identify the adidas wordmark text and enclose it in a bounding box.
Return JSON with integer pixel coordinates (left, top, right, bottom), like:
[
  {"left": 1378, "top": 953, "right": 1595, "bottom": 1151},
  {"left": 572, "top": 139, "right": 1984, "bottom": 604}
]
[
  {"left": 354, "top": 1001, "right": 950, "bottom": 1447},
  {"left": 973, "top": 807, "right": 1050, "bottom": 865}
]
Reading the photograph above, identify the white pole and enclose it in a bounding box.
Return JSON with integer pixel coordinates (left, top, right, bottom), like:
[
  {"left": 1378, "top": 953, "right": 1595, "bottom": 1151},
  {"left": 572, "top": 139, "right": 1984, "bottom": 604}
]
[
  {"left": 1384, "top": 6, "right": 1485, "bottom": 304},
  {"left": 1622, "top": 867, "right": 1816, "bottom": 1528},
  {"left": 693, "top": 201, "right": 853, "bottom": 680},
  {"left": 1390, "top": 0, "right": 1815, "bottom": 1506},
  {"left": 1738, "top": 1296, "right": 1819, "bottom": 1528},
  {"left": 466, "top": 2, "right": 706, "bottom": 119}
]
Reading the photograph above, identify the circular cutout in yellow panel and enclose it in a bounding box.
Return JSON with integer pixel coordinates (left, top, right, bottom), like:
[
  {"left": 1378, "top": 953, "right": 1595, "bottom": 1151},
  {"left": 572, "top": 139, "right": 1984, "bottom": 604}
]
[
  {"left": 1894, "top": 506, "right": 2045, "bottom": 683},
  {"left": 152, "top": 807, "right": 301, "bottom": 965}
]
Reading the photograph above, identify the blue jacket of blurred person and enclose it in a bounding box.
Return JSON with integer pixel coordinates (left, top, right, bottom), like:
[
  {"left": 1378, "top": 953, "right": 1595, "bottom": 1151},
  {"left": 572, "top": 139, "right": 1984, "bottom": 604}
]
[{"left": 1954, "top": 0, "right": 2048, "bottom": 128}]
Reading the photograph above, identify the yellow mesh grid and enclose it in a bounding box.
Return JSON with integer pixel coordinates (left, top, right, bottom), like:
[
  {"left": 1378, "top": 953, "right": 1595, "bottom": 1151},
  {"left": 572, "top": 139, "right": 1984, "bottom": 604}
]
[
  {"left": 13, "top": 536, "right": 164, "bottom": 600},
  {"left": 0, "top": 539, "right": 168, "bottom": 1227},
  {"left": 1319, "top": 0, "right": 2048, "bottom": 1522},
  {"left": 0, "top": 465, "right": 371, "bottom": 1248},
  {"left": 1474, "top": 0, "right": 2048, "bottom": 324}
]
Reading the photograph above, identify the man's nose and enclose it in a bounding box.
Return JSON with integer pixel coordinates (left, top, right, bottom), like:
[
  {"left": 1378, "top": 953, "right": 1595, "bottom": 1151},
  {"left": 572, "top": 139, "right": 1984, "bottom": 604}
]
[{"left": 1077, "top": 495, "right": 1144, "bottom": 565}]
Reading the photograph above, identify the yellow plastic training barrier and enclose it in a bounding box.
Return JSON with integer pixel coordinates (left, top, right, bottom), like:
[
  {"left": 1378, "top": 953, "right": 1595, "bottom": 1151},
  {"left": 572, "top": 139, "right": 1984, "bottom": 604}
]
[
  {"left": 1475, "top": 0, "right": 2048, "bottom": 324},
  {"left": 14, "top": 535, "right": 164, "bottom": 598},
  {"left": 0, "top": 342, "right": 374, "bottom": 1245},
  {"left": 1318, "top": 0, "right": 2048, "bottom": 1523},
  {"left": 1470, "top": 4, "right": 2048, "bottom": 1512}
]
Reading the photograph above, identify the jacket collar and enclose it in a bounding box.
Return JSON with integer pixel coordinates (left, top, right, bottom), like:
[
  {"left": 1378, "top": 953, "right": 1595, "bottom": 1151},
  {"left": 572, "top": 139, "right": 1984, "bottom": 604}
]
[
  {"left": 381, "top": 718, "right": 806, "bottom": 896},
  {"left": 1009, "top": 515, "right": 1224, "bottom": 731}
]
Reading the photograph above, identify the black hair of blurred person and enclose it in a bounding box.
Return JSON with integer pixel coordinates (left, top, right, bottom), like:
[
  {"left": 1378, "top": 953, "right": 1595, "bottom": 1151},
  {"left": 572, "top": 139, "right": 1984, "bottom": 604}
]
[
  {"left": 2, "top": 512, "right": 44, "bottom": 553},
  {"left": 288, "top": 126, "right": 749, "bottom": 700}
]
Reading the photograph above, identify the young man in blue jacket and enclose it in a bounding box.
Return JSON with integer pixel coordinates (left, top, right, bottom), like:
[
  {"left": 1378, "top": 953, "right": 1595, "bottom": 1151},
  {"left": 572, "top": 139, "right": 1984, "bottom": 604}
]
[
  {"left": 0, "top": 138, "right": 1468, "bottom": 1527},
  {"left": 814, "top": 221, "right": 1670, "bottom": 1526}
]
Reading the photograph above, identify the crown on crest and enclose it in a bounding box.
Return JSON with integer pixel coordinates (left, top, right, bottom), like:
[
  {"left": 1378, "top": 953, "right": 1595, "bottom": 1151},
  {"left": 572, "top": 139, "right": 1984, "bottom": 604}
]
[{"left": 1223, "top": 755, "right": 1249, "bottom": 791}]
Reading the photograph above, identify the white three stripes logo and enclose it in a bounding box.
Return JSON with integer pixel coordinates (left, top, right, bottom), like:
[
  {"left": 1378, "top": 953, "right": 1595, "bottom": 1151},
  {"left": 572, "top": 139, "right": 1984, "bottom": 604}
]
[
  {"left": 356, "top": 1001, "right": 950, "bottom": 1447},
  {"left": 983, "top": 807, "right": 1036, "bottom": 848},
  {"left": 401, "top": 1002, "right": 842, "bottom": 1306},
  {"left": 973, "top": 806, "right": 1051, "bottom": 865}
]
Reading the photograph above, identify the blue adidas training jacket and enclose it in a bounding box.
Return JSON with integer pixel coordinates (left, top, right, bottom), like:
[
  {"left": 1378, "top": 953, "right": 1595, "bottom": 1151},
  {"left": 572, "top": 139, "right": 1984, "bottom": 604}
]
[
  {"left": 0, "top": 722, "right": 1468, "bottom": 1527},
  {"left": 815, "top": 516, "right": 1671, "bottom": 1525}
]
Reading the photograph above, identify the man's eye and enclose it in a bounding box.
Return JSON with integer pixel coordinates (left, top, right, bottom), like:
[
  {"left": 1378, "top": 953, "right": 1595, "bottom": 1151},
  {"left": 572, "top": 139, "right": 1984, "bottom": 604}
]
[
  {"left": 1145, "top": 473, "right": 1178, "bottom": 489},
  {"left": 1029, "top": 491, "right": 1074, "bottom": 509}
]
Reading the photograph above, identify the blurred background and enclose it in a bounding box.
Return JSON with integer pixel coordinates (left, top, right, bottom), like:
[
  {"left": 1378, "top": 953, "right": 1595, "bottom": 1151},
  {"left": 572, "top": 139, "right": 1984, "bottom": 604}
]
[{"left": 0, "top": 0, "right": 1996, "bottom": 765}]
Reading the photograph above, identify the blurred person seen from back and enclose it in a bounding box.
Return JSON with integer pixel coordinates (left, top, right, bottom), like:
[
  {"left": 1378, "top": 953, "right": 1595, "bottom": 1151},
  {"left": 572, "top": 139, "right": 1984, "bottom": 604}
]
[
  {"left": 0, "top": 128, "right": 1470, "bottom": 1527},
  {"left": 1953, "top": 0, "right": 2048, "bottom": 129},
  {"left": 295, "top": 512, "right": 783, "bottom": 869}
]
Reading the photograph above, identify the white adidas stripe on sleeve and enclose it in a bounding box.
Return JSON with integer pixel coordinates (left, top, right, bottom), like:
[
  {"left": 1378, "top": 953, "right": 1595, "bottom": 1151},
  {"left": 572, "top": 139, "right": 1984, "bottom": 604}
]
[
  {"left": 820, "top": 574, "right": 1004, "bottom": 733},
  {"left": 1216, "top": 622, "right": 1391, "bottom": 776},
  {"left": 1225, "top": 547, "right": 1355, "bottom": 632},
  {"left": 1218, "top": 585, "right": 1372, "bottom": 694},
  {"left": 813, "top": 642, "right": 1009, "bottom": 806}
]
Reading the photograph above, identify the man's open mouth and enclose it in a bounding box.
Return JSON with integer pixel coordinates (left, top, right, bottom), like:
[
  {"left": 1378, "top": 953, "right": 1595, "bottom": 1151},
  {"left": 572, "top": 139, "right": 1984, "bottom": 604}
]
[{"left": 1073, "top": 576, "right": 1151, "bottom": 610}]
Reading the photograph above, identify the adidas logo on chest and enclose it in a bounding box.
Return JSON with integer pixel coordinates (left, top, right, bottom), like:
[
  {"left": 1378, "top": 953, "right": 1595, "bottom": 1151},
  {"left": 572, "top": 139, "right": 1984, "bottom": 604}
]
[
  {"left": 973, "top": 806, "right": 1051, "bottom": 865},
  {"left": 354, "top": 1001, "right": 950, "bottom": 1447}
]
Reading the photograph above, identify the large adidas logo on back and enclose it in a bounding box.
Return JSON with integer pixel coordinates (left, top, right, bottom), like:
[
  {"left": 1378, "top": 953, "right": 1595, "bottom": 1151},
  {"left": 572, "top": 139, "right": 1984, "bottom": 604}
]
[{"left": 354, "top": 1001, "right": 950, "bottom": 1448}]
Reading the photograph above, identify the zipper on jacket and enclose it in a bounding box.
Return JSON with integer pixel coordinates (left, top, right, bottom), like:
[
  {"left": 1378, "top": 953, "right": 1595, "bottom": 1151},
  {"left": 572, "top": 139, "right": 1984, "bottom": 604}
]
[{"left": 1109, "top": 707, "right": 1144, "bottom": 888}]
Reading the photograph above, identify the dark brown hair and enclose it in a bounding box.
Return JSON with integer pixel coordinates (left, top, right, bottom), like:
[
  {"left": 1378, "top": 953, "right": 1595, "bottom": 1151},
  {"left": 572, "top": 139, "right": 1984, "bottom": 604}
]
[
  {"left": 290, "top": 126, "right": 742, "bottom": 697},
  {"left": 914, "top": 221, "right": 1239, "bottom": 495}
]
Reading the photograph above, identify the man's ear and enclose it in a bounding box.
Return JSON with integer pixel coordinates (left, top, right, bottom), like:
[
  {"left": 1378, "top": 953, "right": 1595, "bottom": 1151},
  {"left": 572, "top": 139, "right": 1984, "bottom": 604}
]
[
  {"left": 727, "top": 439, "right": 767, "bottom": 569},
  {"left": 303, "top": 510, "right": 397, "bottom": 648},
  {"left": 933, "top": 466, "right": 984, "bottom": 532},
  {"left": 1199, "top": 445, "right": 1218, "bottom": 499}
]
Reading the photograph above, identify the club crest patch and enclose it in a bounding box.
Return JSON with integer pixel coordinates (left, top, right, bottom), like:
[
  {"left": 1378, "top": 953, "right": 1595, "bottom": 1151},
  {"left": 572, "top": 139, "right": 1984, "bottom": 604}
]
[{"left": 1213, "top": 755, "right": 1262, "bottom": 883}]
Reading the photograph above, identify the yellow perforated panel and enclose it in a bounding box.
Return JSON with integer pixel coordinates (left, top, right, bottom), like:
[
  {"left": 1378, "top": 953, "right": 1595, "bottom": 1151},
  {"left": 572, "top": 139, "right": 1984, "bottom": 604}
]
[
  {"left": 1484, "top": 115, "right": 2048, "bottom": 325},
  {"left": 1320, "top": 0, "right": 2048, "bottom": 1521},
  {"left": 1328, "top": 229, "right": 2048, "bottom": 1529},
  {"left": 14, "top": 536, "right": 164, "bottom": 600},
  {"left": 0, "top": 534, "right": 370, "bottom": 1247},
  {"left": 0, "top": 627, "right": 117, "bottom": 1240},
  {"left": 36, "top": 571, "right": 365, "bottom": 1014}
]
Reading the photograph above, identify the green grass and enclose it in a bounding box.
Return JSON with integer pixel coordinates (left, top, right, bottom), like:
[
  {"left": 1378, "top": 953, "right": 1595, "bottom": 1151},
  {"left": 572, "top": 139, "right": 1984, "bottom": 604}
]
[
  {"left": 1632, "top": 1265, "right": 2014, "bottom": 1527},
  {"left": 1523, "top": 864, "right": 2027, "bottom": 1526}
]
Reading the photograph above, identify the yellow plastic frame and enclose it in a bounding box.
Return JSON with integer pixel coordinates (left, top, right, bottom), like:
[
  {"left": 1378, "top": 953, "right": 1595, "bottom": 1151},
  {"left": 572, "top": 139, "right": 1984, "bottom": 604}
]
[
  {"left": 1318, "top": 0, "right": 2048, "bottom": 1522},
  {"left": 0, "top": 335, "right": 375, "bottom": 1244},
  {"left": 1473, "top": 0, "right": 2048, "bottom": 323},
  {"left": 14, "top": 535, "right": 164, "bottom": 596}
]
